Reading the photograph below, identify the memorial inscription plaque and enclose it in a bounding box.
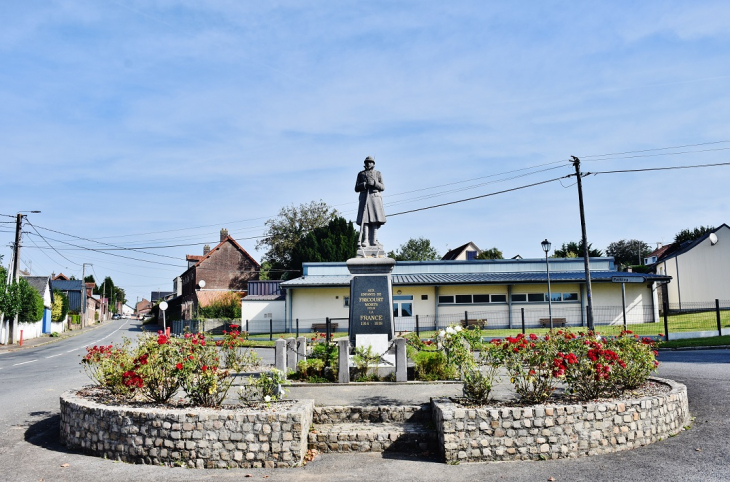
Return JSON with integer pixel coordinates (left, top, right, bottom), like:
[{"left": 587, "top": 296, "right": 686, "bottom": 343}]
[{"left": 347, "top": 259, "right": 395, "bottom": 346}]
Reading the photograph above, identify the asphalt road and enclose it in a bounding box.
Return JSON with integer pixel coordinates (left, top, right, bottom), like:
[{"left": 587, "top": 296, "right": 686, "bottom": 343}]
[{"left": 0, "top": 321, "right": 728, "bottom": 482}]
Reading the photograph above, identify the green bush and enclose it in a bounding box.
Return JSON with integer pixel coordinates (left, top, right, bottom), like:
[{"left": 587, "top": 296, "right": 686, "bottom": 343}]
[
  {"left": 413, "top": 350, "right": 455, "bottom": 381},
  {"left": 18, "top": 279, "right": 44, "bottom": 322},
  {"left": 198, "top": 292, "right": 242, "bottom": 319}
]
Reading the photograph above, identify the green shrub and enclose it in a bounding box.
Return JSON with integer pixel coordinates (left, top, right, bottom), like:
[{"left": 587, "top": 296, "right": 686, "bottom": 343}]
[
  {"left": 239, "top": 369, "right": 290, "bottom": 403},
  {"left": 198, "top": 292, "right": 242, "bottom": 319},
  {"left": 413, "top": 350, "right": 455, "bottom": 381}
]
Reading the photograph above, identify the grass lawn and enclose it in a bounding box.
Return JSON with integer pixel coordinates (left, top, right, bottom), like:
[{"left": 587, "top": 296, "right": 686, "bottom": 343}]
[{"left": 658, "top": 335, "right": 730, "bottom": 349}]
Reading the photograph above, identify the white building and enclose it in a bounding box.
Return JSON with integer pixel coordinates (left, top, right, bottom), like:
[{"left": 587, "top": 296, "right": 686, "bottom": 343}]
[
  {"left": 277, "top": 257, "right": 670, "bottom": 333},
  {"left": 648, "top": 224, "right": 730, "bottom": 307}
]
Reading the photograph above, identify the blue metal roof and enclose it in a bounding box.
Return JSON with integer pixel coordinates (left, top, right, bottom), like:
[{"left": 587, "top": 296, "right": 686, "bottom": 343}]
[{"left": 280, "top": 271, "right": 669, "bottom": 288}]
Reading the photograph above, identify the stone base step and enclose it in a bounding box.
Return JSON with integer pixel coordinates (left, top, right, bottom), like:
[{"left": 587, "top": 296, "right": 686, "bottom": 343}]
[{"left": 309, "top": 422, "right": 437, "bottom": 454}]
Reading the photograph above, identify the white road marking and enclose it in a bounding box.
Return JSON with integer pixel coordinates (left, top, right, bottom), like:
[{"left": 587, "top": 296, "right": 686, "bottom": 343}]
[
  {"left": 46, "top": 354, "right": 63, "bottom": 359},
  {"left": 13, "top": 359, "right": 38, "bottom": 366},
  {"left": 66, "top": 348, "right": 80, "bottom": 353}
]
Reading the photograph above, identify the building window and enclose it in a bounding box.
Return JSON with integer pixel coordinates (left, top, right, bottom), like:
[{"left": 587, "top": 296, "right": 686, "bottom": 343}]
[
  {"left": 466, "top": 250, "right": 477, "bottom": 260},
  {"left": 344, "top": 296, "right": 350, "bottom": 307},
  {"left": 439, "top": 294, "right": 509, "bottom": 304},
  {"left": 512, "top": 293, "right": 580, "bottom": 303},
  {"left": 421, "top": 294, "right": 428, "bottom": 300},
  {"left": 455, "top": 295, "right": 472, "bottom": 304}
]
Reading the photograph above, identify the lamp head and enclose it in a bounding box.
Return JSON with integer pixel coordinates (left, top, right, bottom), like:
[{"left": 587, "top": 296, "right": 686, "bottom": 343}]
[{"left": 541, "top": 239, "right": 551, "bottom": 253}]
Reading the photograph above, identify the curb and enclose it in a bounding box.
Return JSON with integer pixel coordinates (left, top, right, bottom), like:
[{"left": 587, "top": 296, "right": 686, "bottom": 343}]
[{"left": 658, "top": 345, "right": 730, "bottom": 352}]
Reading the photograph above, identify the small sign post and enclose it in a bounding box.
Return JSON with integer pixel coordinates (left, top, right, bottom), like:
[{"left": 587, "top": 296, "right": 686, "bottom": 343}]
[{"left": 159, "top": 301, "right": 169, "bottom": 335}]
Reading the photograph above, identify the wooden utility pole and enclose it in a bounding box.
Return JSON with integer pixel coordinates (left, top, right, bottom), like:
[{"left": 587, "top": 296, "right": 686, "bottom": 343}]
[{"left": 571, "top": 156, "right": 595, "bottom": 330}]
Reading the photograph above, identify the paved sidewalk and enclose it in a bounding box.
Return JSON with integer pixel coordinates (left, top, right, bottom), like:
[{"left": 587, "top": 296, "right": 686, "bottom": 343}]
[{"left": 0, "top": 319, "right": 113, "bottom": 354}]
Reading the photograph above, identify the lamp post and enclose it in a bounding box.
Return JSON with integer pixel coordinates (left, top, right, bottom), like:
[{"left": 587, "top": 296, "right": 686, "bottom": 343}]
[{"left": 541, "top": 239, "right": 553, "bottom": 331}]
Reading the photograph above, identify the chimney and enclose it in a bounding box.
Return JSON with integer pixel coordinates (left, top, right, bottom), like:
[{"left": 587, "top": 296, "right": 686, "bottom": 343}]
[
  {"left": 220, "top": 228, "right": 229, "bottom": 241},
  {"left": 203, "top": 244, "right": 211, "bottom": 255}
]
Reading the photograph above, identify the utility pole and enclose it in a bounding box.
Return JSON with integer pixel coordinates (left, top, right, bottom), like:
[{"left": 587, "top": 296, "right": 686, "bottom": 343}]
[
  {"left": 9, "top": 214, "right": 23, "bottom": 344},
  {"left": 571, "top": 156, "right": 595, "bottom": 331},
  {"left": 82, "top": 263, "right": 92, "bottom": 327}
]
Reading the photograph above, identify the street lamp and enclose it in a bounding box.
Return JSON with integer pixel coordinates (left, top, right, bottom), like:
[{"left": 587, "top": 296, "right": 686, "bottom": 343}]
[{"left": 541, "top": 239, "right": 553, "bottom": 331}]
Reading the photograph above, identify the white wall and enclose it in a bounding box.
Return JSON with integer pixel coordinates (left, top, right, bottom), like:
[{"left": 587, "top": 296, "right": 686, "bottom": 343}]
[
  {"left": 662, "top": 225, "right": 730, "bottom": 305},
  {"left": 17, "top": 321, "right": 43, "bottom": 341},
  {"left": 241, "top": 300, "right": 285, "bottom": 323},
  {"left": 51, "top": 320, "right": 66, "bottom": 334}
]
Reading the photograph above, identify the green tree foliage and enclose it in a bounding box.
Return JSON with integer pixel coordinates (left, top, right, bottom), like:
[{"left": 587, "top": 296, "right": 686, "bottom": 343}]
[
  {"left": 52, "top": 289, "right": 69, "bottom": 322},
  {"left": 674, "top": 225, "right": 715, "bottom": 245},
  {"left": 18, "top": 279, "right": 44, "bottom": 322},
  {"left": 476, "top": 247, "right": 504, "bottom": 260},
  {"left": 605, "top": 239, "right": 651, "bottom": 269},
  {"left": 552, "top": 240, "right": 603, "bottom": 258},
  {"left": 84, "top": 275, "right": 97, "bottom": 292},
  {"left": 287, "top": 217, "right": 359, "bottom": 279},
  {"left": 0, "top": 267, "right": 22, "bottom": 319},
  {"left": 256, "top": 200, "right": 338, "bottom": 279},
  {"left": 387, "top": 237, "right": 440, "bottom": 261},
  {"left": 95, "top": 277, "right": 126, "bottom": 312}
]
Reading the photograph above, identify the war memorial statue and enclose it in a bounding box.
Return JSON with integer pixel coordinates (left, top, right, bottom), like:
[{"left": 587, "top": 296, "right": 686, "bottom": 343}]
[
  {"left": 355, "top": 156, "right": 386, "bottom": 256},
  {"left": 347, "top": 156, "right": 395, "bottom": 347}
]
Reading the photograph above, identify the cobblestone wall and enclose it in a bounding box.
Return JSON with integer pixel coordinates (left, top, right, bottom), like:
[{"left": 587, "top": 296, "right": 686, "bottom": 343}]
[
  {"left": 313, "top": 404, "right": 430, "bottom": 424},
  {"left": 60, "top": 391, "right": 313, "bottom": 468},
  {"left": 432, "top": 377, "right": 690, "bottom": 463}
]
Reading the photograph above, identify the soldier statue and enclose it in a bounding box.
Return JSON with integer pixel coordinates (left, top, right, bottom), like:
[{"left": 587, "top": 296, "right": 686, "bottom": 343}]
[{"left": 355, "top": 156, "right": 386, "bottom": 249}]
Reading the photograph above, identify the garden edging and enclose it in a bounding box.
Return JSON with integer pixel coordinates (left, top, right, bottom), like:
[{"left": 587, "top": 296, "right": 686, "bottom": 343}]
[
  {"left": 432, "top": 376, "right": 690, "bottom": 463},
  {"left": 59, "top": 391, "right": 313, "bottom": 468}
]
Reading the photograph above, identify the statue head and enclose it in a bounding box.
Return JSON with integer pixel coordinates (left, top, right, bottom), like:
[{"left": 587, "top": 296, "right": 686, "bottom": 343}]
[{"left": 364, "top": 156, "right": 375, "bottom": 169}]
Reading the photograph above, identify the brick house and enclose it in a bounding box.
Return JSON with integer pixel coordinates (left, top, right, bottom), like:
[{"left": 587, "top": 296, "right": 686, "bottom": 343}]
[{"left": 173, "top": 229, "right": 260, "bottom": 320}]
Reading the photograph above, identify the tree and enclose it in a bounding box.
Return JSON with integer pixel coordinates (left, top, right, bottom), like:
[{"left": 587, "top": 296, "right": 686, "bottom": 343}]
[
  {"left": 674, "top": 225, "right": 715, "bottom": 245},
  {"left": 552, "top": 241, "right": 603, "bottom": 258},
  {"left": 18, "top": 279, "right": 44, "bottom": 322},
  {"left": 606, "top": 239, "right": 651, "bottom": 268},
  {"left": 387, "top": 237, "right": 440, "bottom": 261},
  {"left": 476, "top": 247, "right": 503, "bottom": 260},
  {"left": 287, "top": 217, "right": 359, "bottom": 279},
  {"left": 52, "top": 289, "right": 69, "bottom": 322},
  {"left": 0, "top": 267, "right": 21, "bottom": 320},
  {"left": 84, "top": 275, "right": 97, "bottom": 293},
  {"left": 256, "top": 200, "right": 338, "bottom": 278}
]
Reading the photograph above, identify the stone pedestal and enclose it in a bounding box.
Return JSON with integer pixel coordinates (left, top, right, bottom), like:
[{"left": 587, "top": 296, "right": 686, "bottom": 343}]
[{"left": 346, "top": 257, "right": 396, "bottom": 348}]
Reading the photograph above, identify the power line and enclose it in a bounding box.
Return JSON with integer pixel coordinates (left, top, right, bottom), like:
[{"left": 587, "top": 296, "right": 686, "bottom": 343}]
[
  {"left": 25, "top": 220, "right": 80, "bottom": 266},
  {"left": 590, "top": 161, "right": 730, "bottom": 175},
  {"left": 389, "top": 175, "right": 570, "bottom": 217},
  {"left": 579, "top": 140, "right": 730, "bottom": 159},
  {"left": 582, "top": 147, "right": 730, "bottom": 162}
]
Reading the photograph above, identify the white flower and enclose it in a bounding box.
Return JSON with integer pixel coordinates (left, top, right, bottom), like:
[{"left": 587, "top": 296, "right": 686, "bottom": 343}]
[
  {"left": 264, "top": 395, "right": 271, "bottom": 402},
  {"left": 454, "top": 325, "right": 463, "bottom": 333},
  {"left": 595, "top": 335, "right": 602, "bottom": 341},
  {"left": 438, "top": 330, "right": 446, "bottom": 338},
  {"left": 446, "top": 326, "right": 455, "bottom": 335}
]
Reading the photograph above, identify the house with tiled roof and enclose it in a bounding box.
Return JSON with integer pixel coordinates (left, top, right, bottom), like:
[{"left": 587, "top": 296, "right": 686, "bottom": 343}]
[
  {"left": 645, "top": 224, "right": 730, "bottom": 308},
  {"left": 442, "top": 242, "right": 481, "bottom": 260},
  {"left": 168, "top": 229, "right": 260, "bottom": 320}
]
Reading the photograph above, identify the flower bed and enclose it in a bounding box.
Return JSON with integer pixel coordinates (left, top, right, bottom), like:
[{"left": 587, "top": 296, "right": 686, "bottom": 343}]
[
  {"left": 59, "top": 389, "right": 313, "bottom": 468},
  {"left": 432, "top": 376, "right": 689, "bottom": 463}
]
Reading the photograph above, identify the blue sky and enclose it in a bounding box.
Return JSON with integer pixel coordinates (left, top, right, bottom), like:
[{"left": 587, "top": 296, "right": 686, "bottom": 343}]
[{"left": 1, "top": 1, "right": 729, "bottom": 304}]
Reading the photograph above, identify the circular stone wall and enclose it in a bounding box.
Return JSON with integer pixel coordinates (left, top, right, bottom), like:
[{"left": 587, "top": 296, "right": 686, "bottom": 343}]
[
  {"left": 432, "top": 377, "right": 690, "bottom": 463},
  {"left": 59, "top": 390, "right": 313, "bottom": 469}
]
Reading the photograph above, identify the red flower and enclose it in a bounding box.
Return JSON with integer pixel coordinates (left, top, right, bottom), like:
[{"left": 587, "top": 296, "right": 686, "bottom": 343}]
[{"left": 176, "top": 363, "right": 183, "bottom": 370}]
